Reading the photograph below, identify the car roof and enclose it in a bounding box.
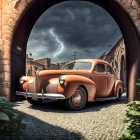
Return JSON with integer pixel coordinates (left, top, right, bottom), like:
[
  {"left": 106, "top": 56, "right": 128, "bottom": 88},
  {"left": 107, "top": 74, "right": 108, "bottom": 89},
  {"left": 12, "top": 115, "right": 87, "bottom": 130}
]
[
  {"left": 64, "top": 59, "right": 111, "bottom": 68},
  {"left": 75, "top": 59, "right": 110, "bottom": 65}
]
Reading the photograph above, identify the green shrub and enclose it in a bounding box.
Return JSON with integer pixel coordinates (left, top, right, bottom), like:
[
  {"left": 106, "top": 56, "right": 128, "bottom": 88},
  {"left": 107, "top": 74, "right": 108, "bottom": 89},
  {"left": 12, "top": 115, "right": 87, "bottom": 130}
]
[
  {"left": 120, "top": 79, "right": 140, "bottom": 140},
  {"left": 0, "top": 97, "right": 26, "bottom": 139},
  {"left": 121, "top": 101, "right": 140, "bottom": 139}
]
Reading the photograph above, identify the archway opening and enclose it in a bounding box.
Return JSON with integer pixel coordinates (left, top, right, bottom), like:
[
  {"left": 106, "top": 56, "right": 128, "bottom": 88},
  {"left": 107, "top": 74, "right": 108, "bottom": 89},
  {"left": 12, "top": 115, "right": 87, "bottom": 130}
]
[
  {"left": 11, "top": 0, "right": 140, "bottom": 101},
  {"left": 26, "top": 1, "right": 123, "bottom": 78}
]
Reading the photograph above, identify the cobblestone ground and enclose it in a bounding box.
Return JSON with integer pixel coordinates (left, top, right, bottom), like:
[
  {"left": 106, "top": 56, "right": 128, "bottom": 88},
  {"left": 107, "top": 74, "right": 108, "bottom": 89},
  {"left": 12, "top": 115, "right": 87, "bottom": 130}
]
[{"left": 13, "top": 94, "right": 129, "bottom": 140}]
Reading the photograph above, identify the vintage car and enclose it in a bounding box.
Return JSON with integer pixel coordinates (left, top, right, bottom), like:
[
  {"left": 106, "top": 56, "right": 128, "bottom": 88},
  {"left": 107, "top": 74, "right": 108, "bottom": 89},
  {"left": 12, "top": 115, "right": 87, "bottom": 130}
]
[{"left": 16, "top": 59, "right": 124, "bottom": 110}]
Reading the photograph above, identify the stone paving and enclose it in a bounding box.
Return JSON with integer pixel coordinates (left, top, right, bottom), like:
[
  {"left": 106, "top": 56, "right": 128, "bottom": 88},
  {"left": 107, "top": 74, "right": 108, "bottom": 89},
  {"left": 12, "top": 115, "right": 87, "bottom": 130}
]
[{"left": 13, "top": 94, "right": 129, "bottom": 140}]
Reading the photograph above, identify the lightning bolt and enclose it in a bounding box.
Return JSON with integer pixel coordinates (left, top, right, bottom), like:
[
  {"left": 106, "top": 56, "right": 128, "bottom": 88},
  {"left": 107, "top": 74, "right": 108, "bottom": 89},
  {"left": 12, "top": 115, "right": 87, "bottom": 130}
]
[{"left": 49, "top": 28, "right": 64, "bottom": 57}]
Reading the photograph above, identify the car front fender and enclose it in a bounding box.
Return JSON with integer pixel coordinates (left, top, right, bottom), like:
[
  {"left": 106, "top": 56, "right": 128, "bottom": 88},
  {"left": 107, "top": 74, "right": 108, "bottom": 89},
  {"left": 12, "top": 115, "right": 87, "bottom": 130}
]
[{"left": 58, "top": 75, "right": 96, "bottom": 102}]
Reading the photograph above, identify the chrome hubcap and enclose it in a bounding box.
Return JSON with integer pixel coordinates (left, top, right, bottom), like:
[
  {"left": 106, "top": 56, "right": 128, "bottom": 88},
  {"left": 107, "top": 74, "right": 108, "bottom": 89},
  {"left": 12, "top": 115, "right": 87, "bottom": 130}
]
[{"left": 73, "top": 94, "right": 82, "bottom": 104}]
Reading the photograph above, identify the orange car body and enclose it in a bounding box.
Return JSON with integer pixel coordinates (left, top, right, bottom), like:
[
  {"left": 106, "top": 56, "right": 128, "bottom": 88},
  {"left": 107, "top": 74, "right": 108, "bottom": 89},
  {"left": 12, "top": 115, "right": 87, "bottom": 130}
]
[{"left": 17, "top": 59, "right": 124, "bottom": 102}]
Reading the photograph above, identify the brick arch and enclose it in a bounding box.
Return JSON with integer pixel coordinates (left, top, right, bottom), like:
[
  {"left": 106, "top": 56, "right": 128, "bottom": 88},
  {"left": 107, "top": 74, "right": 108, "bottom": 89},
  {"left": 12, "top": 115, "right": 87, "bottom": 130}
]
[{"left": 0, "top": 0, "right": 140, "bottom": 101}]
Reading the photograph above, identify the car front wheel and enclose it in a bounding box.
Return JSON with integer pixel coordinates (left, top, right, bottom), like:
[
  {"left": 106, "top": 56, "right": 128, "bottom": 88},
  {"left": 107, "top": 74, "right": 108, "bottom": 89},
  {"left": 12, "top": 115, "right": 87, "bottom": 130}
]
[{"left": 65, "top": 86, "right": 87, "bottom": 110}]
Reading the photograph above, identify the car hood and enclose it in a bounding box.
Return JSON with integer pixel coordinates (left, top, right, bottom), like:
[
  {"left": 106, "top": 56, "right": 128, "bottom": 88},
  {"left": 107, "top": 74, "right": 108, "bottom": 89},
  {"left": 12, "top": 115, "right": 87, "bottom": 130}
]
[{"left": 38, "top": 70, "right": 91, "bottom": 78}]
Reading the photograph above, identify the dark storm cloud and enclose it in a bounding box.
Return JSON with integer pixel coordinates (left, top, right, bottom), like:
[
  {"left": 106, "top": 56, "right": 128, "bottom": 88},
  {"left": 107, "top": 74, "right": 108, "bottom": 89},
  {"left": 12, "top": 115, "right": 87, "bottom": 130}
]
[{"left": 27, "top": 1, "right": 122, "bottom": 63}]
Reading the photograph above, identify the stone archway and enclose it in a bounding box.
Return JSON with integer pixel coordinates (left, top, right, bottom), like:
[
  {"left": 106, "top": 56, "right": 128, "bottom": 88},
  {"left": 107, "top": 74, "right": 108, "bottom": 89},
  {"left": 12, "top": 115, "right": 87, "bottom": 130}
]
[{"left": 0, "top": 0, "right": 140, "bottom": 101}]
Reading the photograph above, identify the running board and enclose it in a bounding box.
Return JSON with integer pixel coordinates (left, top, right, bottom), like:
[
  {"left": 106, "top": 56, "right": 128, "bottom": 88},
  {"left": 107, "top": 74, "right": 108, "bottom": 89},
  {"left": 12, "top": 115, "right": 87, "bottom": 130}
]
[{"left": 95, "top": 97, "right": 116, "bottom": 101}]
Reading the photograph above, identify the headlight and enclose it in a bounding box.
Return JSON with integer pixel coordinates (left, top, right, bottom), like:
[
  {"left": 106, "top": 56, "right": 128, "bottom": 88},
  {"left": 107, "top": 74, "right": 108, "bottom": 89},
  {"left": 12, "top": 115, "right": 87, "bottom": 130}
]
[
  {"left": 19, "top": 77, "right": 25, "bottom": 84},
  {"left": 59, "top": 77, "right": 65, "bottom": 85}
]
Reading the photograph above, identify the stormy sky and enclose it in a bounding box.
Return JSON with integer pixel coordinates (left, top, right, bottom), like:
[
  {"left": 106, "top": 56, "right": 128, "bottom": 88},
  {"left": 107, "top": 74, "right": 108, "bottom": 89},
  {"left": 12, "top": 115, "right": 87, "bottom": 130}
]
[{"left": 27, "top": 1, "right": 122, "bottom": 63}]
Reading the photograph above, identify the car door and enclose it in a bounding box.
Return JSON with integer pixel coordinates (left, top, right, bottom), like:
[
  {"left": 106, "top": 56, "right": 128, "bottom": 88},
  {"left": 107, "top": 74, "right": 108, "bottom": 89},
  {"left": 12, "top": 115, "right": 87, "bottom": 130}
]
[
  {"left": 92, "top": 63, "right": 107, "bottom": 97},
  {"left": 106, "top": 65, "right": 115, "bottom": 96}
]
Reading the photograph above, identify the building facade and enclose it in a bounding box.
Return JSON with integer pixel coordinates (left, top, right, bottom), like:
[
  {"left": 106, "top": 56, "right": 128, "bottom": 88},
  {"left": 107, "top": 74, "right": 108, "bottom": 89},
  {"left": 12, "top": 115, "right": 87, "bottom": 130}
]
[
  {"left": 26, "top": 58, "right": 45, "bottom": 76},
  {"left": 99, "top": 37, "right": 126, "bottom": 86},
  {"left": 26, "top": 57, "right": 66, "bottom": 76},
  {"left": 34, "top": 58, "right": 51, "bottom": 70}
]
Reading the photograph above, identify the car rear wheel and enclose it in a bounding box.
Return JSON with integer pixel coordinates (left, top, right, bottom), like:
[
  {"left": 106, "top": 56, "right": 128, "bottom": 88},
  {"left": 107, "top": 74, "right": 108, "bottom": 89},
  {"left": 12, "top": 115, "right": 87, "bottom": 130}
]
[
  {"left": 27, "top": 97, "right": 43, "bottom": 105},
  {"left": 65, "top": 86, "right": 87, "bottom": 110},
  {"left": 116, "top": 88, "right": 122, "bottom": 101}
]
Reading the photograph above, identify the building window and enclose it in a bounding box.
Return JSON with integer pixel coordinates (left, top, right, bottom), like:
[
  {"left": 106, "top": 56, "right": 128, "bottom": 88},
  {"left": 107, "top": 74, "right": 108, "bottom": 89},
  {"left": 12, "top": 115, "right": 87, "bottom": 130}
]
[{"left": 28, "top": 70, "right": 31, "bottom": 76}]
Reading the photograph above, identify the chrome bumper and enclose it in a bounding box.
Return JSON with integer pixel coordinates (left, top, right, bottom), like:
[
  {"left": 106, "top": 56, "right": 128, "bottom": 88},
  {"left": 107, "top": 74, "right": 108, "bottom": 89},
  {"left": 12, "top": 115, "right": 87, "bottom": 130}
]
[{"left": 16, "top": 91, "right": 65, "bottom": 99}]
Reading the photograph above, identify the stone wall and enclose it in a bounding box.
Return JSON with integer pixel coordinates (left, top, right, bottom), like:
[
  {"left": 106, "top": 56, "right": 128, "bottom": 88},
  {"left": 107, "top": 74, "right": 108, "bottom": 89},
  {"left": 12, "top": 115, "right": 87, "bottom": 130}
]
[
  {"left": 99, "top": 37, "right": 127, "bottom": 90},
  {"left": 0, "top": 0, "right": 32, "bottom": 100},
  {"left": 99, "top": 38, "right": 126, "bottom": 79}
]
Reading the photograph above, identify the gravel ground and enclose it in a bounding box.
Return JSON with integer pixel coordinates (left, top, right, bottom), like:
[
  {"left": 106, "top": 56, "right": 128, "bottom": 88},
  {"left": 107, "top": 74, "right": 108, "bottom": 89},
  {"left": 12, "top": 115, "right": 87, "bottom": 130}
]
[{"left": 13, "top": 94, "right": 129, "bottom": 140}]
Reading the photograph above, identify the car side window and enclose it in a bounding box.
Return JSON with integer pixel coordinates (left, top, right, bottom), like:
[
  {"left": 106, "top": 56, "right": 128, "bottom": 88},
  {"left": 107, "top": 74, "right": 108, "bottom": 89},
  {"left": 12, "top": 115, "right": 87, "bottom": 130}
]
[
  {"left": 94, "top": 64, "right": 105, "bottom": 73},
  {"left": 107, "top": 65, "right": 112, "bottom": 75},
  {"left": 63, "top": 63, "right": 74, "bottom": 70}
]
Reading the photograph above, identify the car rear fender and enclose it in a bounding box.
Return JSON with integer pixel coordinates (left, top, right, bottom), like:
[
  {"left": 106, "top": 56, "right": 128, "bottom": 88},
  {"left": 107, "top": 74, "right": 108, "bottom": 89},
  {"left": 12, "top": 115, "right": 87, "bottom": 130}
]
[
  {"left": 58, "top": 75, "right": 96, "bottom": 102},
  {"left": 114, "top": 80, "right": 124, "bottom": 97}
]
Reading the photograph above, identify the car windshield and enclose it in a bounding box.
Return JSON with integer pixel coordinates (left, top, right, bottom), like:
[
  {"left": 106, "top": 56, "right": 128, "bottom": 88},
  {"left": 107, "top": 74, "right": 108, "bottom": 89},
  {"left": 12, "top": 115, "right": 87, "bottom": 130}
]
[{"left": 63, "top": 62, "right": 92, "bottom": 71}]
